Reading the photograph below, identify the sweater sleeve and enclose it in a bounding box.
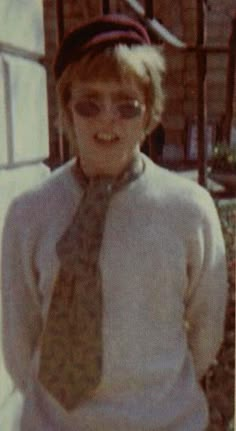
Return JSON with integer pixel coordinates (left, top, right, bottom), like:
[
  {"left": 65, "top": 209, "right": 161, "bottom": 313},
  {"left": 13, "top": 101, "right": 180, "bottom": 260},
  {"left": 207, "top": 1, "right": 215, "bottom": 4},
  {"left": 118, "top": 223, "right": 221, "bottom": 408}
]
[
  {"left": 1, "top": 198, "right": 42, "bottom": 394},
  {"left": 184, "top": 191, "right": 228, "bottom": 380}
]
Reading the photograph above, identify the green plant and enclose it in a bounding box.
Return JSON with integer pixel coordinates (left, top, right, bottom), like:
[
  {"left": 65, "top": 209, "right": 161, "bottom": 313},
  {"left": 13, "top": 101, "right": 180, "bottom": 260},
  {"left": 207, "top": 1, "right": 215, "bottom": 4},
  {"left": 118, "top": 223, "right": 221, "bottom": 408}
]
[
  {"left": 228, "top": 418, "right": 234, "bottom": 431},
  {"left": 211, "top": 142, "right": 236, "bottom": 174}
]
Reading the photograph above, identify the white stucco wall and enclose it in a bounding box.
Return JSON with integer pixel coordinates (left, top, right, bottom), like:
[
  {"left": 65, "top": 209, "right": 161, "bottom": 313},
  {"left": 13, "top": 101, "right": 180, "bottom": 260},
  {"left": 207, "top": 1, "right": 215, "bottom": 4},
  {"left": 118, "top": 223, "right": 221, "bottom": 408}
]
[
  {"left": 0, "top": 55, "right": 49, "bottom": 166},
  {"left": 0, "top": 0, "right": 45, "bottom": 55},
  {"left": 0, "top": 0, "right": 50, "bottom": 425}
]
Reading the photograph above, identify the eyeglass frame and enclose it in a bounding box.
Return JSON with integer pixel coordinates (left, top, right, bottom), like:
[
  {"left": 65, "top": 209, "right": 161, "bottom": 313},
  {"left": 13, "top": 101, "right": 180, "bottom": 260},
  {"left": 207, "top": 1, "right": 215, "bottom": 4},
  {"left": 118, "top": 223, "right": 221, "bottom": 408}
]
[{"left": 70, "top": 97, "right": 146, "bottom": 120}]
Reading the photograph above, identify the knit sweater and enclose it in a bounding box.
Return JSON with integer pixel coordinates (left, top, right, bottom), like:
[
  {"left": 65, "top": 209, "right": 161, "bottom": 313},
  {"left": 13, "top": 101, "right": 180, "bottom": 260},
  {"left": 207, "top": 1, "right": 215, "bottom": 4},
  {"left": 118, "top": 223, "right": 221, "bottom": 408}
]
[{"left": 1, "top": 154, "right": 228, "bottom": 431}]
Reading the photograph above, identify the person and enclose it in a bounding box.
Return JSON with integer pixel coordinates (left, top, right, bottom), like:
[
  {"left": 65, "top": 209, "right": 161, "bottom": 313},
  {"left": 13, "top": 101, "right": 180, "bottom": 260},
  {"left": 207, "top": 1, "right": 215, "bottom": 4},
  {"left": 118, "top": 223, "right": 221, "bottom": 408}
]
[{"left": 1, "top": 14, "right": 228, "bottom": 431}]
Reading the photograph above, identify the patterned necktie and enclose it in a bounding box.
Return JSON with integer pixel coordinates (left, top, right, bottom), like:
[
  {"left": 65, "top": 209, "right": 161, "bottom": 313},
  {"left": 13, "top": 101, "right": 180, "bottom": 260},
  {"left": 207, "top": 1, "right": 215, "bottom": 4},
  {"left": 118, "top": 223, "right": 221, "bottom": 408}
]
[{"left": 38, "top": 154, "right": 144, "bottom": 411}]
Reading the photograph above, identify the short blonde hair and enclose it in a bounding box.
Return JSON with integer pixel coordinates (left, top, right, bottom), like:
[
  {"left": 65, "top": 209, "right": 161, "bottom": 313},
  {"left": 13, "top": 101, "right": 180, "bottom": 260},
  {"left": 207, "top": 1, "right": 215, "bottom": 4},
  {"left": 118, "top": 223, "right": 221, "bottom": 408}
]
[{"left": 56, "top": 44, "right": 166, "bottom": 149}]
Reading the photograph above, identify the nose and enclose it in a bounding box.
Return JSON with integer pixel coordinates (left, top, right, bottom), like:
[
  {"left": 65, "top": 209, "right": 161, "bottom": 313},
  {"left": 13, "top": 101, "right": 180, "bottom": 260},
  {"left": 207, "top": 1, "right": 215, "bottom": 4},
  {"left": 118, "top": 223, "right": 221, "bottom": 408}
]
[{"left": 99, "top": 101, "right": 118, "bottom": 123}]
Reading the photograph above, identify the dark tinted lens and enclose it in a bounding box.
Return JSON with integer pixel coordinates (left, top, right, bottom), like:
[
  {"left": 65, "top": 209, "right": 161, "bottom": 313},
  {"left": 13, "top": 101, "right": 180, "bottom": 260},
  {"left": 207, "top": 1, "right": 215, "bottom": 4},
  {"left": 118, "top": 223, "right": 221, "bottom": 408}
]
[
  {"left": 74, "top": 100, "right": 100, "bottom": 117},
  {"left": 118, "top": 101, "right": 143, "bottom": 119}
]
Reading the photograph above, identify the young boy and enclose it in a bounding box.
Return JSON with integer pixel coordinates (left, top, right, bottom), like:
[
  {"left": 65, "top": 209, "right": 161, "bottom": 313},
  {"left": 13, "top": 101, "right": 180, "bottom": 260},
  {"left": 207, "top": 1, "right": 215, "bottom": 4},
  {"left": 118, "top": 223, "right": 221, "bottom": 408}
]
[{"left": 1, "top": 14, "right": 227, "bottom": 431}]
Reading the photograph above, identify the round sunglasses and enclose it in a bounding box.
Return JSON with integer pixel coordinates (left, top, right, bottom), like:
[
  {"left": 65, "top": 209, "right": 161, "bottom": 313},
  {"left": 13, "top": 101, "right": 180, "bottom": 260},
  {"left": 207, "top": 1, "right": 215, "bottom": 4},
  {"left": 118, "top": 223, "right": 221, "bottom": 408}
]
[{"left": 72, "top": 98, "right": 146, "bottom": 119}]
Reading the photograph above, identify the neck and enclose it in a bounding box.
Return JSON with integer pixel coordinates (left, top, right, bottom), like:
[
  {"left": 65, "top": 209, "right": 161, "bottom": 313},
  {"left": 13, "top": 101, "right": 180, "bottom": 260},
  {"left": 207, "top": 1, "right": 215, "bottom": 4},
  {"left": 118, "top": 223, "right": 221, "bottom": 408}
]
[
  {"left": 76, "top": 151, "right": 142, "bottom": 181},
  {"left": 72, "top": 152, "right": 144, "bottom": 191}
]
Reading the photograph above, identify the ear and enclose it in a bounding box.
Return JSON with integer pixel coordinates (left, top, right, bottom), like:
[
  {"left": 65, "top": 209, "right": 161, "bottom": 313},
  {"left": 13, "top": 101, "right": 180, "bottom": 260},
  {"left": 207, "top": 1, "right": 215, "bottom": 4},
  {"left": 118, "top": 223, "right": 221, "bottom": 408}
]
[
  {"left": 66, "top": 99, "right": 75, "bottom": 130},
  {"left": 143, "top": 111, "right": 160, "bottom": 136}
]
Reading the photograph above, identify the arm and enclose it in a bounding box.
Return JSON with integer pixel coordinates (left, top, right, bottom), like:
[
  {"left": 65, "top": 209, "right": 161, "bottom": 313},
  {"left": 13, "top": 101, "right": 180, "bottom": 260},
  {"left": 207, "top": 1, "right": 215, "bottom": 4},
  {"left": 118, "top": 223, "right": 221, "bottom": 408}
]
[
  {"left": 184, "top": 192, "right": 228, "bottom": 380},
  {"left": 1, "top": 198, "right": 42, "bottom": 394}
]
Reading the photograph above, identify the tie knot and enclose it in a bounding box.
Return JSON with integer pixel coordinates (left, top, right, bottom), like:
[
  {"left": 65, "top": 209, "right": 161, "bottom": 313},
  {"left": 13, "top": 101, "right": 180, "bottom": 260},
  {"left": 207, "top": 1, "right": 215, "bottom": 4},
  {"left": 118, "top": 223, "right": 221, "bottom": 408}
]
[{"left": 75, "top": 153, "right": 144, "bottom": 195}]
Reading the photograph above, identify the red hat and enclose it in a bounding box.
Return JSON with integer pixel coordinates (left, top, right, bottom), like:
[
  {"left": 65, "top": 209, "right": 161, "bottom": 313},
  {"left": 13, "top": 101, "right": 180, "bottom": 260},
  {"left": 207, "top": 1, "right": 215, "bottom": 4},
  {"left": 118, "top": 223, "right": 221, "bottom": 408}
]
[{"left": 54, "top": 14, "right": 151, "bottom": 80}]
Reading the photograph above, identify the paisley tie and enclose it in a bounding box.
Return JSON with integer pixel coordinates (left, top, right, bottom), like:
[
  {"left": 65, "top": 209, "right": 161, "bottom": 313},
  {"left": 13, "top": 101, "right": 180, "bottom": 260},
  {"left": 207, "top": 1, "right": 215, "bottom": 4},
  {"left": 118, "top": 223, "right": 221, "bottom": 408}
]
[{"left": 38, "top": 154, "right": 144, "bottom": 411}]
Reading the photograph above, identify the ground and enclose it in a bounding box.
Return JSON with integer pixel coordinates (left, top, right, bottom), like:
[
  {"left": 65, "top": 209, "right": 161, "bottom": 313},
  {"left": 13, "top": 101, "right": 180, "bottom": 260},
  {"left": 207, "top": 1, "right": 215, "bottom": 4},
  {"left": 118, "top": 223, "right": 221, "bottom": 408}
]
[{"left": 206, "top": 200, "right": 235, "bottom": 431}]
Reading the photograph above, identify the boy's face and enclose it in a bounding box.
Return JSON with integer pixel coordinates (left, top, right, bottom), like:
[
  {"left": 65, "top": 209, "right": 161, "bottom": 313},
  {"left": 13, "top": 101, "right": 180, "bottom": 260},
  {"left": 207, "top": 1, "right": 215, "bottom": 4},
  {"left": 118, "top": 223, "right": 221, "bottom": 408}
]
[{"left": 69, "top": 77, "right": 148, "bottom": 177}]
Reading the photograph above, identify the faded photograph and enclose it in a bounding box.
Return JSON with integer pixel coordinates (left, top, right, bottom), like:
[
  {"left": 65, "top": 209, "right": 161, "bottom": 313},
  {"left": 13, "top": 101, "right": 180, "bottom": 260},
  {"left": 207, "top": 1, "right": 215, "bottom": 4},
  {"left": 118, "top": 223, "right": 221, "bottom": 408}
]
[{"left": 0, "top": 1, "right": 235, "bottom": 431}]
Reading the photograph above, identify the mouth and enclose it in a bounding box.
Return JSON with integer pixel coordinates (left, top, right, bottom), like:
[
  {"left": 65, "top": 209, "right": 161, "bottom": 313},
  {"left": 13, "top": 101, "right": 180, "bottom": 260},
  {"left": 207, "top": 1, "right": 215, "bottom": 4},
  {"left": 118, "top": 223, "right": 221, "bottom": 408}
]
[{"left": 94, "top": 132, "right": 120, "bottom": 145}]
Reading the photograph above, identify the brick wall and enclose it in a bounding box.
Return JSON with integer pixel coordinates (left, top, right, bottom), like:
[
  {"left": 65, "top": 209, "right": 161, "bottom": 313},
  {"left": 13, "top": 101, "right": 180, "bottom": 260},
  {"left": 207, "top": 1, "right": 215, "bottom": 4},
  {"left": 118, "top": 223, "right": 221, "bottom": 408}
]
[
  {"left": 42, "top": 0, "right": 236, "bottom": 164},
  {"left": 42, "top": 0, "right": 58, "bottom": 165}
]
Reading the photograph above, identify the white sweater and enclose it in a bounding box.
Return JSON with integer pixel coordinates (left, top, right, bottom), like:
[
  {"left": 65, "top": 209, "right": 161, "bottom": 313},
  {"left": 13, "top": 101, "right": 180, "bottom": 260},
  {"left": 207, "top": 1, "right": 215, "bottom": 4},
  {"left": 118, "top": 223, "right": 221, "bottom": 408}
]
[{"left": 1, "top": 154, "right": 228, "bottom": 431}]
